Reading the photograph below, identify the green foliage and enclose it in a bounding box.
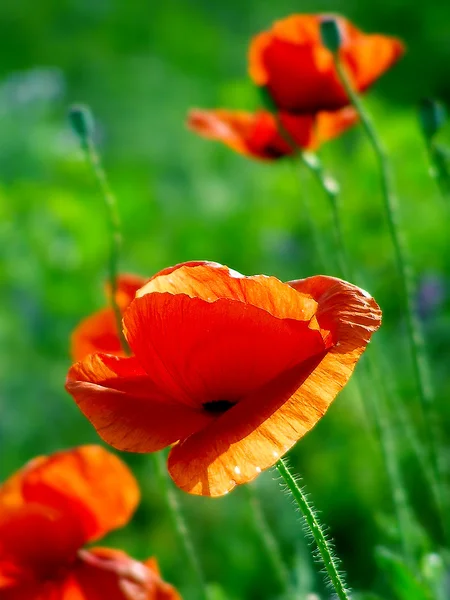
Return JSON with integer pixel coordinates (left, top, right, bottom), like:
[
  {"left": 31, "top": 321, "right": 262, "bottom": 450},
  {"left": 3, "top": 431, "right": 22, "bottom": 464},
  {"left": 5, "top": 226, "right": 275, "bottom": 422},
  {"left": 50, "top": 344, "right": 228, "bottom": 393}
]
[{"left": 1, "top": 1, "right": 450, "bottom": 599}]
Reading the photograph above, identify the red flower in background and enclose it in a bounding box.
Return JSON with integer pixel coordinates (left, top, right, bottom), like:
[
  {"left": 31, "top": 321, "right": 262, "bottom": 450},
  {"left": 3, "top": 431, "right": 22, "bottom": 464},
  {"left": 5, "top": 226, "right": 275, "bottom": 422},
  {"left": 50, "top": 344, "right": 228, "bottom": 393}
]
[
  {"left": 249, "top": 14, "right": 404, "bottom": 114},
  {"left": 0, "top": 446, "right": 180, "bottom": 599},
  {"left": 71, "top": 274, "right": 147, "bottom": 361},
  {"left": 66, "top": 262, "right": 381, "bottom": 497},
  {"left": 187, "top": 107, "right": 358, "bottom": 159}
]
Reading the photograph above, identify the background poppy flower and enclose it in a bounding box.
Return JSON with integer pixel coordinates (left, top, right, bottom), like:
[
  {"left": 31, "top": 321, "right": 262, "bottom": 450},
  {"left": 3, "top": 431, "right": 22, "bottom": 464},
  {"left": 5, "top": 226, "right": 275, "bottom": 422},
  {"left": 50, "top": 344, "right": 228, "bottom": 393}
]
[
  {"left": 249, "top": 13, "right": 405, "bottom": 114},
  {"left": 71, "top": 274, "right": 147, "bottom": 361},
  {"left": 0, "top": 445, "right": 181, "bottom": 599},
  {"left": 66, "top": 262, "right": 381, "bottom": 497},
  {"left": 187, "top": 107, "right": 358, "bottom": 159}
]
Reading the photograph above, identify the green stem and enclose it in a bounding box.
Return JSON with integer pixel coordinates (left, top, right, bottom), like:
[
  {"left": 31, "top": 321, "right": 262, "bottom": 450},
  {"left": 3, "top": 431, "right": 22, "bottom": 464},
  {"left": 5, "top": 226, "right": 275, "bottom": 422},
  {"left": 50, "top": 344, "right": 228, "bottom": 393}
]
[
  {"left": 299, "top": 153, "right": 348, "bottom": 278},
  {"left": 302, "top": 150, "right": 416, "bottom": 560},
  {"left": 283, "top": 123, "right": 418, "bottom": 559},
  {"left": 361, "top": 358, "right": 415, "bottom": 564},
  {"left": 288, "top": 160, "right": 330, "bottom": 274},
  {"left": 333, "top": 58, "right": 446, "bottom": 530},
  {"left": 70, "top": 106, "right": 130, "bottom": 355},
  {"left": 244, "top": 485, "right": 293, "bottom": 597},
  {"left": 276, "top": 458, "right": 350, "bottom": 600},
  {"left": 153, "top": 452, "right": 209, "bottom": 600},
  {"left": 70, "top": 106, "right": 209, "bottom": 597}
]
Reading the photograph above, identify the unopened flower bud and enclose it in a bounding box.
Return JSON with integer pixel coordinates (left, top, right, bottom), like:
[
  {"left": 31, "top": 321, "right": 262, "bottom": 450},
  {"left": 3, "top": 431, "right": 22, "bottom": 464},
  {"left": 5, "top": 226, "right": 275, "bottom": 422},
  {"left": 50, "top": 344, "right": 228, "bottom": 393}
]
[
  {"left": 320, "top": 17, "right": 343, "bottom": 53},
  {"left": 419, "top": 98, "right": 447, "bottom": 140}
]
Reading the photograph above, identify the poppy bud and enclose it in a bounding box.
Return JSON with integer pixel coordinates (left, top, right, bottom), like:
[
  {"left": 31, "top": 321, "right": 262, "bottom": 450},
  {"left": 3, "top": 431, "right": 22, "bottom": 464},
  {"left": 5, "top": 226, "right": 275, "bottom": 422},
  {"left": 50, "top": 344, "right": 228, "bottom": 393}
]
[
  {"left": 319, "top": 17, "right": 343, "bottom": 53},
  {"left": 69, "top": 103, "right": 95, "bottom": 145},
  {"left": 419, "top": 98, "right": 447, "bottom": 140}
]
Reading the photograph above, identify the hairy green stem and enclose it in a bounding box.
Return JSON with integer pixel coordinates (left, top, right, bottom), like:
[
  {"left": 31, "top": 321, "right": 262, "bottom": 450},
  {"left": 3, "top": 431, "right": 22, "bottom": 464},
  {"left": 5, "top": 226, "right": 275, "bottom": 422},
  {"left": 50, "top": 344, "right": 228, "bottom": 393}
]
[
  {"left": 70, "top": 106, "right": 130, "bottom": 354},
  {"left": 244, "top": 485, "right": 293, "bottom": 596},
  {"left": 152, "top": 452, "right": 209, "bottom": 600},
  {"left": 297, "top": 151, "right": 415, "bottom": 561},
  {"left": 70, "top": 106, "right": 209, "bottom": 597},
  {"left": 280, "top": 117, "right": 417, "bottom": 558},
  {"left": 276, "top": 458, "right": 350, "bottom": 600},
  {"left": 333, "top": 58, "right": 446, "bottom": 532}
]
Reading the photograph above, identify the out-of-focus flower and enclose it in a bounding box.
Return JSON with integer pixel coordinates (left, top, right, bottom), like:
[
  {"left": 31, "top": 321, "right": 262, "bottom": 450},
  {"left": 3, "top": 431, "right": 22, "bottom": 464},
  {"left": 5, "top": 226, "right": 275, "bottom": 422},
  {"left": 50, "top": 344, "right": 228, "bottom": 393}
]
[
  {"left": 187, "top": 107, "right": 358, "bottom": 159},
  {"left": 0, "top": 445, "right": 181, "bottom": 599},
  {"left": 249, "top": 14, "right": 404, "bottom": 114},
  {"left": 71, "top": 274, "right": 147, "bottom": 361},
  {"left": 66, "top": 262, "right": 381, "bottom": 497}
]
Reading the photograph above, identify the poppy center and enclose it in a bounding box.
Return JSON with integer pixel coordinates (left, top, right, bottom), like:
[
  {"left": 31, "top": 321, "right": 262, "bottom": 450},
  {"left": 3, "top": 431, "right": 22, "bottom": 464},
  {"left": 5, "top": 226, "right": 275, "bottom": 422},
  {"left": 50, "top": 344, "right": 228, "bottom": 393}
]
[{"left": 202, "top": 400, "right": 236, "bottom": 414}]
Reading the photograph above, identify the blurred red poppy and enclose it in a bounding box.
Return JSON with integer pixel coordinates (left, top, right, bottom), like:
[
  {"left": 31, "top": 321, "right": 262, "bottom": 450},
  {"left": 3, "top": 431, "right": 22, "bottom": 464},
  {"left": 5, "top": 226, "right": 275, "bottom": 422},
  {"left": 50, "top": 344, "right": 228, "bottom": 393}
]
[
  {"left": 66, "top": 261, "right": 381, "bottom": 497},
  {"left": 71, "top": 274, "right": 147, "bottom": 361},
  {"left": 249, "top": 14, "right": 404, "bottom": 114},
  {"left": 187, "top": 107, "right": 358, "bottom": 159},
  {"left": 0, "top": 446, "right": 180, "bottom": 599}
]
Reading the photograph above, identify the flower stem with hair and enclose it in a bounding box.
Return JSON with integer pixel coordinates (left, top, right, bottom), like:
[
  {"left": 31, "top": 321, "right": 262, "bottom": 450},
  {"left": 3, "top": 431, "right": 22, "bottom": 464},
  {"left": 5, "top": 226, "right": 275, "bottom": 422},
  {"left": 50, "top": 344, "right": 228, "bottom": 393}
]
[
  {"left": 69, "top": 105, "right": 210, "bottom": 600},
  {"left": 276, "top": 458, "right": 351, "bottom": 600},
  {"left": 69, "top": 105, "right": 130, "bottom": 356},
  {"left": 322, "top": 26, "right": 446, "bottom": 536}
]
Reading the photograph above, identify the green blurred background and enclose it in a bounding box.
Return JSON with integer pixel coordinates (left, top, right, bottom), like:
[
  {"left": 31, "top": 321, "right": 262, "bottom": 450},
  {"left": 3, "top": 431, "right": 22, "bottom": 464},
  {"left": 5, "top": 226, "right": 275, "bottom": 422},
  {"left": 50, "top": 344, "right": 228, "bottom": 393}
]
[{"left": 1, "top": 1, "right": 450, "bottom": 598}]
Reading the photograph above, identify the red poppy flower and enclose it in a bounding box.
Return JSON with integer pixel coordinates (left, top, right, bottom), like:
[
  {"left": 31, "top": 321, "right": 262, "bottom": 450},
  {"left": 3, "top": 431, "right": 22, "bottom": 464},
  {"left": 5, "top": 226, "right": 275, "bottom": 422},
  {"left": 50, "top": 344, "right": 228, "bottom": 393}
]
[
  {"left": 66, "top": 261, "right": 381, "bottom": 497},
  {"left": 249, "top": 14, "right": 405, "bottom": 114},
  {"left": 71, "top": 274, "right": 147, "bottom": 361},
  {"left": 0, "top": 445, "right": 180, "bottom": 599},
  {"left": 187, "top": 107, "right": 358, "bottom": 159}
]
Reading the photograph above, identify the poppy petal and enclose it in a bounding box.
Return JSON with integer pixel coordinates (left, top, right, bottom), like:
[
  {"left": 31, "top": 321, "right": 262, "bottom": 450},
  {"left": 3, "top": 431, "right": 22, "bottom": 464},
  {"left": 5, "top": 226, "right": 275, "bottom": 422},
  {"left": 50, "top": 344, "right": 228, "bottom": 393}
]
[
  {"left": 71, "top": 275, "right": 147, "bottom": 362},
  {"left": 124, "top": 292, "right": 329, "bottom": 412},
  {"left": 342, "top": 34, "right": 405, "bottom": 93},
  {"left": 66, "top": 355, "right": 214, "bottom": 452},
  {"left": 0, "top": 503, "right": 83, "bottom": 584},
  {"left": 188, "top": 109, "right": 294, "bottom": 160},
  {"left": 248, "top": 13, "right": 404, "bottom": 113},
  {"left": 167, "top": 276, "right": 381, "bottom": 496},
  {"left": 135, "top": 262, "right": 319, "bottom": 321},
  {"left": 73, "top": 548, "right": 181, "bottom": 600},
  {"left": 1, "top": 446, "right": 140, "bottom": 547},
  {"left": 71, "top": 308, "right": 124, "bottom": 362}
]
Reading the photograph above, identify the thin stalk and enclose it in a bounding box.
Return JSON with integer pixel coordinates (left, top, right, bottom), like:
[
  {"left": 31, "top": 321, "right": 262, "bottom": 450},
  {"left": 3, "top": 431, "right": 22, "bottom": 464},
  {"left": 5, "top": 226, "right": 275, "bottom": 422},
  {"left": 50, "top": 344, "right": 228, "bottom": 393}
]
[
  {"left": 333, "top": 58, "right": 446, "bottom": 528},
  {"left": 299, "top": 152, "right": 348, "bottom": 278},
  {"left": 69, "top": 106, "right": 130, "bottom": 354},
  {"left": 279, "top": 114, "right": 417, "bottom": 558},
  {"left": 244, "top": 485, "right": 294, "bottom": 597},
  {"left": 288, "top": 160, "right": 330, "bottom": 274},
  {"left": 361, "top": 358, "right": 415, "bottom": 564},
  {"left": 69, "top": 105, "right": 209, "bottom": 598},
  {"left": 152, "top": 452, "right": 209, "bottom": 600},
  {"left": 276, "top": 458, "right": 350, "bottom": 600},
  {"left": 297, "top": 153, "right": 415, "bottom": 560}
]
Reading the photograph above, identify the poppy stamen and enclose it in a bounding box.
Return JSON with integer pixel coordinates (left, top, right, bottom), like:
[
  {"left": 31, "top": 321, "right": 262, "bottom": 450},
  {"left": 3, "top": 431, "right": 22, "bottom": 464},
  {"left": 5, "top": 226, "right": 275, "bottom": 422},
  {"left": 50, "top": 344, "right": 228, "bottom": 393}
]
[{"left": 203, "top": 400, "right": 236, "bottom": 414}]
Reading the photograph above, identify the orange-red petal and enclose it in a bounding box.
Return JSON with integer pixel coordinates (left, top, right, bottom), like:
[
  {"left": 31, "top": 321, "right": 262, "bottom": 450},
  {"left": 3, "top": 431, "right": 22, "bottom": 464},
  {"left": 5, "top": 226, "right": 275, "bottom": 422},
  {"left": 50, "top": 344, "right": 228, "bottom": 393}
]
[
  {"left": 0, "top": 447, "right": 139, "bottom": 568},
  {"left": 187, "top": 108, "right": 357, "bottom": 159},
  {"left": 66, "top": 355, "right": 214, "bottom": 452},
  {"left": 0, "top": 550, "right": 181, "bottom": 600},
  {"left": 248, "top": 14, "right": 404, "bottom": 113},
  {"left": 71, "top": 274, "right": 147, "bottom": 362},
  {"left": 72, "top": 548, "right": 181, "bottom": 600},
  {"left": 124, "top": 293, "right": 329, "bottom": 410},
  {"left": 167, "top": 276, "right": 381, "bottom": 496},
  {"left": 135, "top": 262, "right": 318, "bottom": 321}
]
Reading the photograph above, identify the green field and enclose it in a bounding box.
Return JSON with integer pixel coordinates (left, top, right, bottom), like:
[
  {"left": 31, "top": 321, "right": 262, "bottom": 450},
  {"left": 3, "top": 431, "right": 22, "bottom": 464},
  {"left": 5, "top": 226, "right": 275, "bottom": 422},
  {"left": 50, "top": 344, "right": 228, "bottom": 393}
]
[{"left": 1, "top": 1, "right": 450, "bottom": 598}]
